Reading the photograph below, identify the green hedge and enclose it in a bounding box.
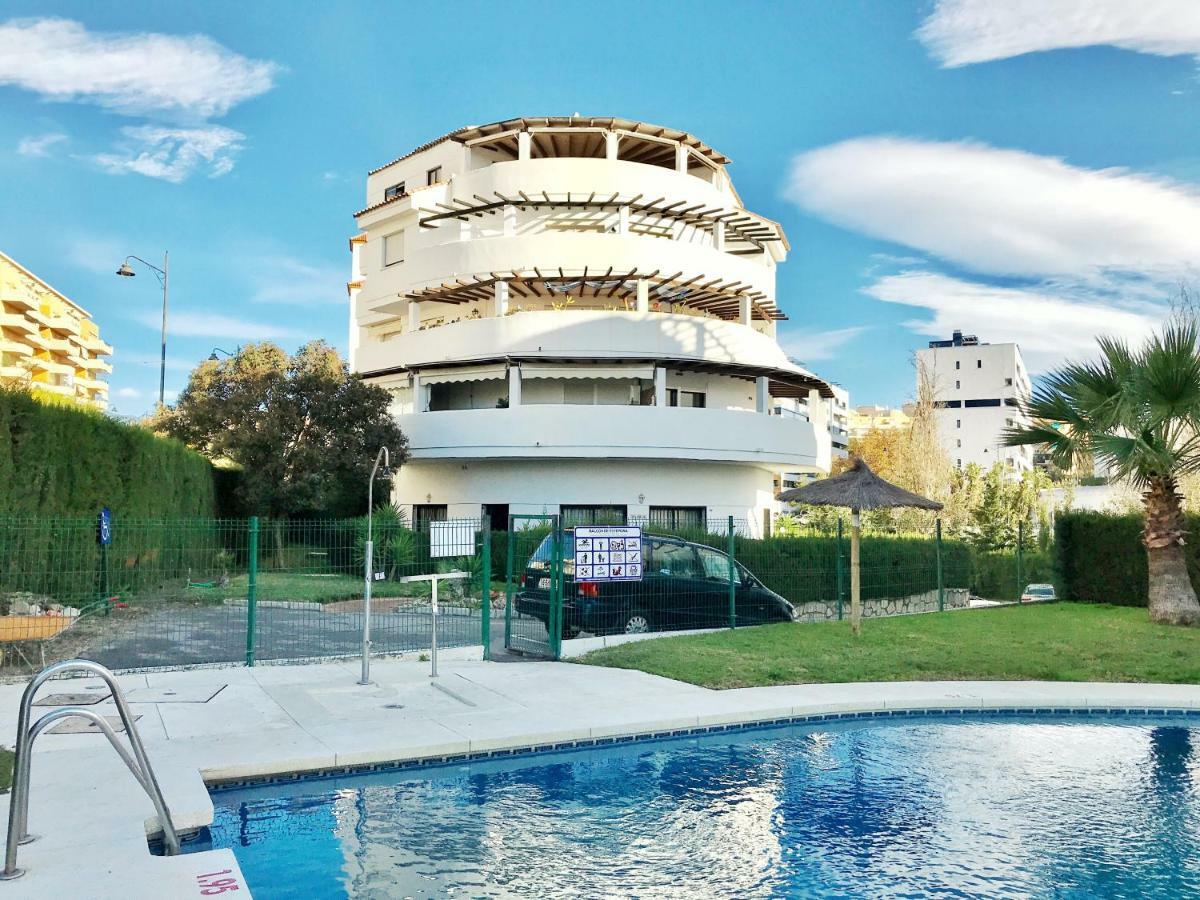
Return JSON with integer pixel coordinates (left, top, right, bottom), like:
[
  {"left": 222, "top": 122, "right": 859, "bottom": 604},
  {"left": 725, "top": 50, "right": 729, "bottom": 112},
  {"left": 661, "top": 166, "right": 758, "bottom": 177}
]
[
  {"left": 970, "top": 549, "right": 1053, "bottom": 601},
  {"left": 0, "top": 388, "right": 215, "bottom": 518},
  {"left": 1052, "top": 511, "right": 1187, "bottom": 607}
]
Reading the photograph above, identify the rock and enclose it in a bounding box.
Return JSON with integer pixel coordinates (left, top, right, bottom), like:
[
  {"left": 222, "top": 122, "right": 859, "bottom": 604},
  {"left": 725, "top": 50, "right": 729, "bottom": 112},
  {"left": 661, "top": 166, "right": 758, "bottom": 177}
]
[{"left": 61, "top": 607, "right": 80, "bottom": 618}]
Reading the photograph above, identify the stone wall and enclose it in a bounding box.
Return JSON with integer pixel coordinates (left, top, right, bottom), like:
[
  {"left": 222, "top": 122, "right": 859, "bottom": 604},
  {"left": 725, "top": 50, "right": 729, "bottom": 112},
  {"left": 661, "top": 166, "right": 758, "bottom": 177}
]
[{"left": 793, "top": 588, "right": 970, "bottom": 623}]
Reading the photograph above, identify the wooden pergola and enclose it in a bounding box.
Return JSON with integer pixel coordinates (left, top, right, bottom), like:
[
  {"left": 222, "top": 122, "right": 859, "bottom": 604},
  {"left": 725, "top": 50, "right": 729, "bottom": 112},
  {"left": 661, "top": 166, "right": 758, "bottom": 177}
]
[
  {"left": 418, "top": 191, "right": 784, "bottom": 252},
  {"left": 401, "top": 267, "right": 786, "bottom": 322}
]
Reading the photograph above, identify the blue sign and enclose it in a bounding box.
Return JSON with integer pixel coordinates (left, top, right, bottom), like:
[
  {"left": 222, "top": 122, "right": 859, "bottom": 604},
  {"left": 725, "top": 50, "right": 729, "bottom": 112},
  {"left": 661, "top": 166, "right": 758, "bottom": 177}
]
[
  {"left": 97, "top": 507, "right": 112, "bottom": 546},
  {"left": 573, "top": 526, "right": 643, "bottom": 582}
]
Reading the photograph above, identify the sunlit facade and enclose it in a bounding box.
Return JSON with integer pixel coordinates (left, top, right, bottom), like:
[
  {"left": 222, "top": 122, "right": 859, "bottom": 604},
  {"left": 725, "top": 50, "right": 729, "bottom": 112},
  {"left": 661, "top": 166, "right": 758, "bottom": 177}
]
[{"left": 348, "top": 117, "right": 833, "bottom": 534}]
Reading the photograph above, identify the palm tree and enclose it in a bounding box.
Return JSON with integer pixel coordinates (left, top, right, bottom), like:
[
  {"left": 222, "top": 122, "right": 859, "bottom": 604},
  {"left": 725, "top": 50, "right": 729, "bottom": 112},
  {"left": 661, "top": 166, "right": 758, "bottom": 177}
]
[{"left": 1006, "top": 323, "right": 1200, "bottom": 625}]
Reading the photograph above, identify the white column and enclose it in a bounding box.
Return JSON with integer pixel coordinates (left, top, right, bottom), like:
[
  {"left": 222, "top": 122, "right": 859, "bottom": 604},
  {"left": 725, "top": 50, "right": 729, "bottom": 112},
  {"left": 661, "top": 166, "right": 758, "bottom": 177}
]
[
  {"left": 756, "top": 376, "right": 770, "bottom": 414},
  {"left": 618, "top": 205, "right": 630, "bottom": 235},
  {"left": 654, "top": 366, "right": 667, "bottom": 407},
  {"left": 605, "top": 132, "right": 619, "bottom": 161},
  {"left": 675, "top": 143, "right": 689, "bottom": 174},
  {"left": 407, "top": 300, "right": 420, "bottom": 331},
  {"left": 350, "top": 240, "right": 363, "bottom": 279},
  {"left": 411, "top": 372, "right": 426, "bottom": 413},
  {"left": 636, "top": 279, "right": 649, "bottom": 313},
  {"left": 738, "top": 295, "right": 752, "bottom": 326},
  {"left": 518, "top": 131, "right": 532, "bottom": 161},
  {"left": 713, "top": 220, "right": 725, "bottom": 252},
  {"left": 459, "top": 217, "right": 471, "bottom": 241},
  {"left": 807, "top": 388, "right": 828, "bottom": 430},
  {"left": 503, "top": 204, "right": 516, "bottom": 236},
  {"left": 494, "top": 280, "right": 509, "bottom": 317},
  {"left": 508, "top": 366, "right": 522, "bottom": 407}
]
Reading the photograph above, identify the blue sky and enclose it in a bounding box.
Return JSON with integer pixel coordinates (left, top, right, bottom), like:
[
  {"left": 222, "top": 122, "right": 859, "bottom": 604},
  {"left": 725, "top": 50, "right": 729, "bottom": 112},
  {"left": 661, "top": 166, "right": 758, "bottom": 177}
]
[{"left": 1, "top": 0, "right": 1197, "bottom": 416}]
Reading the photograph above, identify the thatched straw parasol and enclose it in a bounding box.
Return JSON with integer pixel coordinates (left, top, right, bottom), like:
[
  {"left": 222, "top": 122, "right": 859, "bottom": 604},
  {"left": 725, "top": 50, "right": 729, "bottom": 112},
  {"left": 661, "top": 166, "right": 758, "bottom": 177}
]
[{"left": 778, "top": 458, "right": 942, "bottom": 635}]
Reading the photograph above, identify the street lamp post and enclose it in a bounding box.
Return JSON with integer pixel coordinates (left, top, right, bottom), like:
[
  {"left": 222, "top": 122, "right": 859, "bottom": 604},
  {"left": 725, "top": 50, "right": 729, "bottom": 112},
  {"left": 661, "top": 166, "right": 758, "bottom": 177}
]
[
  {"left": 360, "top": 447, "right": 393, "bottom": 685},
  {"left": 116, "top": 252, "right": 169, "bottom": 407}
]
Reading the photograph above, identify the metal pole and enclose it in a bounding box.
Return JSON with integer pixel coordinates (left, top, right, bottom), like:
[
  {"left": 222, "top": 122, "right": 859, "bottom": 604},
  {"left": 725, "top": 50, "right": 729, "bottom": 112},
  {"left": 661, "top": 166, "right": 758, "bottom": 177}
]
[
  {"left": 245, "top": 517, "right": 258, "bottom": 667},
  {"left": 727, "top": 515, "right": 736, "bottom": 629},
  {"left": 504, "top": 515, "right": 515, "bottom": 649},
  {"left": 480, "top": 518, "right": 491, "bottom": 660},
  {"left": 159, "top": 251, "right": 169, "bottom": 408},
  {"left": 1017, "top": 520, "right": 1024, "bottom": 601},
  {"left": 360, "top": 539, "right": 373, "bottom": 684},
  {"left": 836, "top": 517, "right": 845, "bottom": 621},
  {"left": 430, "top": 576, "right": 439, "bottom": 677},
  {"left": 936, "top": 518, "right": 944, "bottom": 612},
  {"left": 850, "top": 509, "right": 862, "bottom": 636}
]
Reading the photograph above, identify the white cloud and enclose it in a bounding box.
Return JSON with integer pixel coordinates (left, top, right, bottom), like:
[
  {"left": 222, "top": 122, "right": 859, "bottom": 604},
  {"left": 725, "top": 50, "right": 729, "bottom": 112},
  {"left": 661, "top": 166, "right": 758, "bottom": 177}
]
[
  {"left": 865, "top": 272, "right": 1163, "bottom": 371},
  {"left": 92, "top": 125, "right": 244, "bottom": 183},
  {"left": 0, "top": 17, "right": 279, "bottom": 118},
  {"left": 115, "top": 387, "right": 141, "bottom": 398},
  {"left": 134, "top": 310, "right": 304, "bottom": 341},
  {"left": 917, "top": 0, "right": 1200, "bottom": 67},
  {"left": 250, "top": 255, "right": 345, "bottom": 306},
  {"left": 781, "top": 326, "right": 868, "bottom": 363},
  {"left": 16, "top": 132, "right": 66, "bottom": 157},
  {"left": 786, "top": 136, "right": 1200, "bottom": 282}
]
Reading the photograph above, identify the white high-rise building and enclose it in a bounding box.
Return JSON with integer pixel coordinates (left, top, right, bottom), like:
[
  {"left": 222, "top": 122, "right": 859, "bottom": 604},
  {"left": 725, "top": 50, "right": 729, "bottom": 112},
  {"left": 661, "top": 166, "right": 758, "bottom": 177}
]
[
  {"left": 348, "top": 116, "right": 834, "bottom": 534},
  {"left": 916, "top": 330, "right": 1033, "bottom": 473}
]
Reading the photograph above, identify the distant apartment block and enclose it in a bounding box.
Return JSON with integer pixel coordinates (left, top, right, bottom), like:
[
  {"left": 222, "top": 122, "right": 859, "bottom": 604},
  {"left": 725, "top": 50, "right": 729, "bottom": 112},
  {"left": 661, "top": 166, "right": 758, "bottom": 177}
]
[
  {"left": 848, "top": 404, "right": 912, "bottom": 439},
  {"left": 0, "top": 251, "right": 112, "bottom": 410},
  {"left": 916, "top": 330, "right": 1031, "bottom": 473}
]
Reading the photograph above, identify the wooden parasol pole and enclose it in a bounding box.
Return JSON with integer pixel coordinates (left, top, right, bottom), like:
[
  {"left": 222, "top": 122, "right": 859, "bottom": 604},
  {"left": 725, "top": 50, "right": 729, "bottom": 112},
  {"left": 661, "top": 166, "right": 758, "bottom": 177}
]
[{"left": 850, "top": 507, "right": 862, "bottom": 636}]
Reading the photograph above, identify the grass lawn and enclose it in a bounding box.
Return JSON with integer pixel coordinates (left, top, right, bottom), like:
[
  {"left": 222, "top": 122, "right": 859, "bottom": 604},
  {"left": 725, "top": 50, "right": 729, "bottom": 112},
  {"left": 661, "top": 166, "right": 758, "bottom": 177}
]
[
  {"left": 578, "top": 603, "right": 1200, "bottom": 689},
  {"left": 0, "top": 747, "right": 12, "bottom": 793},
  {"left": 189, "top": 572, "right": 501, "bottom": 605}
]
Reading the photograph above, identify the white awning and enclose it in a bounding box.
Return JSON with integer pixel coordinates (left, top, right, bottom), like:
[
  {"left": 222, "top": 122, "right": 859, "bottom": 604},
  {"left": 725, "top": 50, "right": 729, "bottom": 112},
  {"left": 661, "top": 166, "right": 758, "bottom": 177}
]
[
  {"left": 417, "top": 364, "right": 507, "bottom": 384},
  {"left": 519, "top": 364, "right": 655, "bottom": 380}
]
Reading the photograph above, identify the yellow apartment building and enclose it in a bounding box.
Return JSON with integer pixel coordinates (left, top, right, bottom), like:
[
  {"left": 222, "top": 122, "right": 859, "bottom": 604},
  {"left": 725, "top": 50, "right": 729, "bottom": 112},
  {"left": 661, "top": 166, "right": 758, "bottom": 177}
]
[
  {"left": 848, "top": 404, "right": 912, "bottom": 439},
  {"left": 0, "top": 250, "right": 112, "bottom": 409}
]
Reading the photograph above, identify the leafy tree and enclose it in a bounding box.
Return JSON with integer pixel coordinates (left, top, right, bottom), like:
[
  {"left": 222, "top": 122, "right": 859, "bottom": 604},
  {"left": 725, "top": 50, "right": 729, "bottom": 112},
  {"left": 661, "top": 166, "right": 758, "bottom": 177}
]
[
  {"left": 1007, "top": 323, "right": 1200, "bottom": 625},
  {"left": 158, "top": 341, "right": 407, "bottom": 519}
]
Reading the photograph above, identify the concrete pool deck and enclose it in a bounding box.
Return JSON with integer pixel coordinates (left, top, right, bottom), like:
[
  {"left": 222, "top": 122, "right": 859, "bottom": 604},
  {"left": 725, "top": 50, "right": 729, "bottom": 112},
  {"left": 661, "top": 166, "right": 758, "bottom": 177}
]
[{"left": 4, "top": 653, "right": 1200, "bottom": 899}]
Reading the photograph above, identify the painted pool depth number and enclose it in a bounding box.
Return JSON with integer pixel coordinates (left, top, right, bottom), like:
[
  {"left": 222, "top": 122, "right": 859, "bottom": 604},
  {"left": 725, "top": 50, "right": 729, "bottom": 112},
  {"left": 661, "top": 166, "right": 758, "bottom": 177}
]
[
  {"left": 196, "top": 868, "right": 242, "bottom": 895},
  {"left": 574, "top": 525, "right": 643, "bottom": 582}
]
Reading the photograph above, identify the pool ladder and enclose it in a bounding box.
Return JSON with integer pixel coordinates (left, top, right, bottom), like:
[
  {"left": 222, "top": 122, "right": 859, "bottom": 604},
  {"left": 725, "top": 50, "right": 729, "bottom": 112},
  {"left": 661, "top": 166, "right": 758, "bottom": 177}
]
[{"left": 1, "top": 659, "right": 181, "bottom": 881}]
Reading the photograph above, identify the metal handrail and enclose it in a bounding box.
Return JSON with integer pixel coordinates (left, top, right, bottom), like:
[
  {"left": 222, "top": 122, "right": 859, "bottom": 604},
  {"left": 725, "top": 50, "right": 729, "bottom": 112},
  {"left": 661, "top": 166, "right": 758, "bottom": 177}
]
[{"left": 2, "top": 659, "right": 181, "bottom": 881}]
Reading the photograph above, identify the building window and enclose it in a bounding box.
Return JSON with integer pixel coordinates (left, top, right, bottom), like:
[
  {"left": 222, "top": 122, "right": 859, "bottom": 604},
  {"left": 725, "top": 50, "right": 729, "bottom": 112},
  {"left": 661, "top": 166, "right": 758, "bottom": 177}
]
[
  {"left": 666, "top": 388, "right": 706, "bottom": 408},
  {"left": 426, "top": 166, "right": 442, "bottom": 185},
  {"left": 955, "top": 360, "right": 960, "bottom": 370},
  {"left": 956, "top": 459, "right": 962, "bottom": 469},
  {"left": 383, "top": 231, "right": 404, "bottom": 266},
  {"left": 956, "top": 438, "right": 961, "bottom": 448},
  {"left": 1006, "top": 418, "right": 1015, "bottom": 427},
  {"left": 955, "top": 380, "right": 960, "bottom": 390},
  {"left": 384, "top": 182, "right": 406, "bottom": 201},
  {"left": 965, "top": 398, "right": 1002, "bottom": 408},
  {"left": 562, "top": 505, "right": 627, "bottom": 526},
  {"left": 648, "top": 506, "right": 705, "bottom": 531},
  {"left": 413, "top": 504, "right": 447, "bottom": 531},
  {"left": 977, "top": 359, "right": 982, "bottom": 368},
  {"left": 956, "top": 419, "right": 961, "bottom": 428},
  {"left": 1005, "top": 377, "right": 1013, "bottom": 386}
]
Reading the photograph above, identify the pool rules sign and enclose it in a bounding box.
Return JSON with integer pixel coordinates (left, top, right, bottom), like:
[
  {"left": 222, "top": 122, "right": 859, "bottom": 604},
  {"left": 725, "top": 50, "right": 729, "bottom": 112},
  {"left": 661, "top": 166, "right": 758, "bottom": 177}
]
[{"left": 574, "top": 525, "right": 643, "bottom": 582}]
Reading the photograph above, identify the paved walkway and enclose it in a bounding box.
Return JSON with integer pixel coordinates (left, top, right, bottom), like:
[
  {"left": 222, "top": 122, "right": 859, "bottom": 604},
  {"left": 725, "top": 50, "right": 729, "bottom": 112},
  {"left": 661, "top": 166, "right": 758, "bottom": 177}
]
[{"left": 4, "top": 652, "right": 1200, "bottom": 898}]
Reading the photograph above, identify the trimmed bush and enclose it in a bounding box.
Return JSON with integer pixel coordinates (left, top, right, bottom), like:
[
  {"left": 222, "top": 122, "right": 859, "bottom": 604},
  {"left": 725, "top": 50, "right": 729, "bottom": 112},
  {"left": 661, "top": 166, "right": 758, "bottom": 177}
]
[
  {"left": 0, "top": 388, "right": 215, "bottom": 518},
  {"left": 970, "top": 549, "right": 1053, "bottom": 601},
  {"left": 1052, "top": 511, "right": 1178, "bottom": 607}
]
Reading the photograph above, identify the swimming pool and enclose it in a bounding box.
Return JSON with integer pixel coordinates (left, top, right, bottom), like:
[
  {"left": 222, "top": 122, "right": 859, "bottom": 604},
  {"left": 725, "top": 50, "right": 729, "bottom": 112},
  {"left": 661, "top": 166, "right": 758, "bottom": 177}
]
[{"left": 193, "top": 714, "right": 1200, "bottom": 898}]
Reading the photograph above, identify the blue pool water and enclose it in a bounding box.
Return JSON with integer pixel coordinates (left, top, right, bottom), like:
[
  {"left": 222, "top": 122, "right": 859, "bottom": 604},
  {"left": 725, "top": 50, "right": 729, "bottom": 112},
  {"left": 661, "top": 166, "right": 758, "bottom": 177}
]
[{"left": 195, "top": 716, "right": 1200, "bottom": 898}]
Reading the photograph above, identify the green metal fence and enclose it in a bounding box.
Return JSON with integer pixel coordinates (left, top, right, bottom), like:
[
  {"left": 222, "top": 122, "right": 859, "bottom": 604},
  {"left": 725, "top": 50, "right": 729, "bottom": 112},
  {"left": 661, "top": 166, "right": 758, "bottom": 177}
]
[
  {"left": 0, "top": 511, "right": 1026, "bottom": 672},
  {"left": 0, "top": 515, "right": 492, "bottom": 673}
]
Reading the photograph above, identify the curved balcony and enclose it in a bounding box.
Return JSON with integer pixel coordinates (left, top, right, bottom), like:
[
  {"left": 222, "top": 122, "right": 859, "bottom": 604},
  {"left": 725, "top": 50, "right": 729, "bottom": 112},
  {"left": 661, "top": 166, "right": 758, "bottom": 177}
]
[
  {"left": 355, "top": 309, "right": 794, "bottom": 375},
  {"left": 360, "top": 228, "right": 775, "bottom": 313},
  {"left": 396, "top": 405, "right": 830, "bottom": 471}
]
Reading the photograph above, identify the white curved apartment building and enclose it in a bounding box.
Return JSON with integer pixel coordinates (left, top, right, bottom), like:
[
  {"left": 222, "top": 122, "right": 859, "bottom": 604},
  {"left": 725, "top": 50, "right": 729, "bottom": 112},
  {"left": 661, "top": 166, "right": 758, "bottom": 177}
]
[{"left": 348, "top": 116, "right": 833, "bottom": 534}]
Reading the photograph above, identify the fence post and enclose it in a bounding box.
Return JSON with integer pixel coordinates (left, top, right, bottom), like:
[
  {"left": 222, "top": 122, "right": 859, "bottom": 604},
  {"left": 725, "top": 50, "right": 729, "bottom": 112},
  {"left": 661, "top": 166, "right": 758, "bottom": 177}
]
[
  {"left": 727, "top": 515, "right": 736, "bottom": 629},
  {"left": 1016, "top": 520, "right": 1024, "bottom": 600},
  {"left": 550, "top": 516, "right": 563, "bottom": 660},
  {"left": 936, "top": 518, "right": 944, "bottom": 612},
  {"left": 480, "top": 518, "right": 491, "bottom": 660},
  {"left": 504, "top": 516, "right": 515, "bottom": 650},
  {"left": 836, "top": 517, "right": 845, "bottom": 621},
  {"left": 245, "top": 516, "right": 258, "bottom": 667}
]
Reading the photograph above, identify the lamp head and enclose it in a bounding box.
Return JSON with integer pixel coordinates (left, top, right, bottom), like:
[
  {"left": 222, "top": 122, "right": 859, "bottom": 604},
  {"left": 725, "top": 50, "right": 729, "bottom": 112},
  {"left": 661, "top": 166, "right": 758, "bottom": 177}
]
[{"left": 115, "top": 262, "right": 136, "bottom": 277}]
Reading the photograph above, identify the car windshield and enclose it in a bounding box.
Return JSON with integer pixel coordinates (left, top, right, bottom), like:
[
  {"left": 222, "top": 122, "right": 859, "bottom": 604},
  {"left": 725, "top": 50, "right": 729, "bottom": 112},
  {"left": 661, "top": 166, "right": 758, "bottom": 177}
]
[{"left": 1028, "top": 586, "right": 1054, "bottom": 595}]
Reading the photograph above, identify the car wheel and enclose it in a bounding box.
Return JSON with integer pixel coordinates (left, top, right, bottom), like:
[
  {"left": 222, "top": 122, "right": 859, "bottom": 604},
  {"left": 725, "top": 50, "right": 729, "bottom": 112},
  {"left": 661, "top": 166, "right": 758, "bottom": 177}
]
[
  {"left": 562, "top": 626, "right": 581, "bottom": 640},
  {"left": 622, "top": 612, "right": 652, "bottom": 635}
]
